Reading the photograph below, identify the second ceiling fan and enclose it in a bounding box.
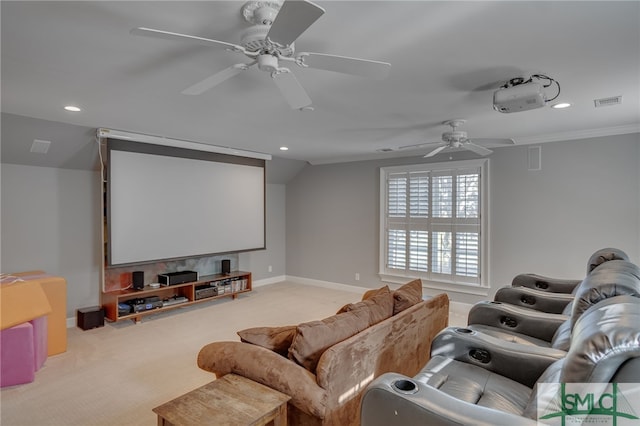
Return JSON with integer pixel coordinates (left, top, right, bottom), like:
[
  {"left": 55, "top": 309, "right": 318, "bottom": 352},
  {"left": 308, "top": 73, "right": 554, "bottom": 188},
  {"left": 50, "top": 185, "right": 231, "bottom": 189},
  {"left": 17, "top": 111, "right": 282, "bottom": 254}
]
[
  {"left": 399, "top": 119, "right": 515, "bottom": 157},
  {"left": 131, "top": 0, "right": 391, "bottom": 109}
]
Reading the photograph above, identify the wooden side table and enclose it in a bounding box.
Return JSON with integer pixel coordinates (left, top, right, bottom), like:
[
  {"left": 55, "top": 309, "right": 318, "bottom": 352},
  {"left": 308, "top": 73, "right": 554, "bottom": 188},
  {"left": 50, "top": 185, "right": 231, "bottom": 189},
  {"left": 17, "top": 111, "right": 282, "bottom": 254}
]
[{"left": 153, "top": 374, "right": 291, "bottom": 426}]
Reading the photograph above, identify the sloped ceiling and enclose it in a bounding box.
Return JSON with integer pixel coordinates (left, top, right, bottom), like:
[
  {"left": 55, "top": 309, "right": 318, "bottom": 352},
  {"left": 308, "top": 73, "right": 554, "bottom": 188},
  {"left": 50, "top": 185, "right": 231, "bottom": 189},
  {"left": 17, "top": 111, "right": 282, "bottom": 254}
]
[{"left": 1, "top": 1, "right": 639, "bottom": 170}]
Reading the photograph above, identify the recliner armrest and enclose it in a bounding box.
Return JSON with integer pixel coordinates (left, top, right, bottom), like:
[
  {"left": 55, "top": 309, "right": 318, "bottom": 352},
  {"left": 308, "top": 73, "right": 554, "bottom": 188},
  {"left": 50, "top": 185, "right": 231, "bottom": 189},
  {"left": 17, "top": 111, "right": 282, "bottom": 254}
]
[
  {"left": 360, "top": 373, "right": 538, "bottom": 426},
  {"left": 494, "top": 286, "right": 573, "bottom": 314},
  {"left": 512, "top": 273, "right": 581, "bottom": 293},
  {"left": 468, "top": 301, "right": 569, "bottom": 342},
  {"left": 429, "top": 327, "right": 565, "bottom": 387}
]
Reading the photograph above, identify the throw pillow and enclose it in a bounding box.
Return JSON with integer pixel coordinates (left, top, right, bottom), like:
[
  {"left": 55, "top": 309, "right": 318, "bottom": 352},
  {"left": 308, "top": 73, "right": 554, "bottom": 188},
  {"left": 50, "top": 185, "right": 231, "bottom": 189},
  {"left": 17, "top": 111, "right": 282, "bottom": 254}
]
[
  {"left": 237, "top": 325, "right": 297, "bottom": 357},
  {"left": 361, "top": 285, "right": 389, "bottom": 301},
  {"left": 392, "top": 279, "right": 423, "bottom": 315},
  {"left": 336, "top": 285, "right": 393, "bottom": 326},
  {"left": 289, "top": 308, "right": 370, "bottom": 372}
]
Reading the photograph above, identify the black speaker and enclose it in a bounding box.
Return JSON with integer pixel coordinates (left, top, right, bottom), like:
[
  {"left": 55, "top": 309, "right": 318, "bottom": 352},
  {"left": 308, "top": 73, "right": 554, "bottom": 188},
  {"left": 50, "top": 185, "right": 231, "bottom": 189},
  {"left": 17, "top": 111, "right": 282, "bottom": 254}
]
[
  {"left": 221, "top": 259, "right": 231, "bottom": 275},
  {"left": 132, "top": 271, "right": 144, "bottom": 290},
  {"left": 77, "top": 306, "right": 105, "bottom": 330}
]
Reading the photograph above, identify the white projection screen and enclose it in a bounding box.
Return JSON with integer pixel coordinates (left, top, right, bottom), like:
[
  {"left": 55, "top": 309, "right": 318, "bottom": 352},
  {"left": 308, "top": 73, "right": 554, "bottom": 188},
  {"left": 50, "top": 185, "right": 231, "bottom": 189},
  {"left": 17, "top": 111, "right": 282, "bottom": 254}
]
[{"left": 107, "top": 139, "right": 265, "bottom": 267}]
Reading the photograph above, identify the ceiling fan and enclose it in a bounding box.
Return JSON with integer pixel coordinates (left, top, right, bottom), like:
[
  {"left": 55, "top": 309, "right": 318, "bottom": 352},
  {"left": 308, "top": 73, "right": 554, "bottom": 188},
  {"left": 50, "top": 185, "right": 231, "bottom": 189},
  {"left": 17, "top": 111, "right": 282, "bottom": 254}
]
[
  {"left": 398, "top": 119, "right": 515, "bottom": 157},
  {"left": 131, "top": 0, "right": 391, "bottom": 110}
]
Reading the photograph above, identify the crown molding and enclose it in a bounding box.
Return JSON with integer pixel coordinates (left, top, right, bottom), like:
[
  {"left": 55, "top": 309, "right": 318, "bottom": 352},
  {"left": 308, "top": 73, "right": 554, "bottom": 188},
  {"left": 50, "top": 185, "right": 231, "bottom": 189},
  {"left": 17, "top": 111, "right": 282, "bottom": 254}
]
[{"left": 513, "top": 124, "right": 640, "bottom": 146}]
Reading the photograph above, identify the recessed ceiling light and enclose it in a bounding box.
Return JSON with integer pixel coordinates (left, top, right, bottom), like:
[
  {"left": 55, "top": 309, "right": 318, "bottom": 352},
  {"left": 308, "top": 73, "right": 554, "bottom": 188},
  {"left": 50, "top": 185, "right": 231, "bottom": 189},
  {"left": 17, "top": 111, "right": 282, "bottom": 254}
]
[
  {"left": 279, "top": 146, "right": 289, "bottom": 151},
  {"left": 64, "top": 105, "right": 81, "bottom": 112},
  {"left": 551, "top": 102, "right": 571, "bottom": 109}
]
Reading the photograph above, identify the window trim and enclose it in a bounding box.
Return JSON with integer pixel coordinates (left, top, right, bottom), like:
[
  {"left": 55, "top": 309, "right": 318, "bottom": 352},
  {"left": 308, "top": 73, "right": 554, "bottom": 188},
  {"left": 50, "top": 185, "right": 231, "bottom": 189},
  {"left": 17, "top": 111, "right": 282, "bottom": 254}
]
[{"left": 379, "top": 159, "right": 490, "bottom": 294}]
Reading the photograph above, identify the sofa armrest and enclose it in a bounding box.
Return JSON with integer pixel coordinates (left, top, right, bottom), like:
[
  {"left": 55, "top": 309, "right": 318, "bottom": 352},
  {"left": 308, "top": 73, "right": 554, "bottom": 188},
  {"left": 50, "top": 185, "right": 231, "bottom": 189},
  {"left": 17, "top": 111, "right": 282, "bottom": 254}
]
[
  {"left": 197, "top": 341, "right": 326, "bottom": 418},
  {"left": 512, "top": 273, "right": 581, "bottom": 293},
  {"left": 467, "top": 301, "right": 569, "bottom": 342},
  {"left": 494, "top": 286, "right": 573, "bottom": 314},
  {"left": 429, "top": 327, "right": 565, "bottom": 387},
  {"left": 361, "top": 373, "right": 538, "bottom": 426}
]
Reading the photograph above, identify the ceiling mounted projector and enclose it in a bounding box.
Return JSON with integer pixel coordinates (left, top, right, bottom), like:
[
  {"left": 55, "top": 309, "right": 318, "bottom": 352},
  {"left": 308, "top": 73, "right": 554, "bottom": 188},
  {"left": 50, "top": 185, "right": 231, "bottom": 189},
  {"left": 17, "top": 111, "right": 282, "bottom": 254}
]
[{"left": 493, "top": 75, "right": 560, "bottom": 113}]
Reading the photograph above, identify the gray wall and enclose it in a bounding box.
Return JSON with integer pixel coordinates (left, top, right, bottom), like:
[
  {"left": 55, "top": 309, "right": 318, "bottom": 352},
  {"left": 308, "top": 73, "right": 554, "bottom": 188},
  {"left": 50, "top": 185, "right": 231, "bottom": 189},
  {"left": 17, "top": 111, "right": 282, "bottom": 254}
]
[
  {"left": 2, "top": 133, "right": 638, "bottom": 317},
  {"left": 1, "top": 163, "right": 290, "bottom": 319},
  {"left": 240, "top": 184, "right": 287, "bottom": 281},
  {"left": 286, "top": 133, "right": 640, "bottom": 304},
  {"left": 1, "top": 164, "right": 102, "bottom": 316}
]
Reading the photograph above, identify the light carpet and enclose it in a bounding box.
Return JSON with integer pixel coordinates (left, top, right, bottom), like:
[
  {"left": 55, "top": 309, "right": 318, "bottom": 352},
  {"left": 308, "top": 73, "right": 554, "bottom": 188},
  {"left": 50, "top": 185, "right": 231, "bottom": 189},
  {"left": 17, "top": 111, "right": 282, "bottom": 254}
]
[{"left": 0, "top": 281, "right": 465, "bottom": 426}]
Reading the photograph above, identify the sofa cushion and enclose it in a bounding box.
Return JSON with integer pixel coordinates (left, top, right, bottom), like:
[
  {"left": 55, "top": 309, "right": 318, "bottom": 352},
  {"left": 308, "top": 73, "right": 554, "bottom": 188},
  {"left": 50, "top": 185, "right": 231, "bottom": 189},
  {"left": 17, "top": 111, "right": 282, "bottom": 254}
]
[
  {"left": 237, "top": 325, "right": 297, "bottom": 357},
  {"left": 289, "top": 308, "right": 370, "bottom": 372},
  {"left": 392, "top": 279, "right": 423, "bottom": 315},
  {"left": 337, "top": 286, "right": 393, "bottom": 326}
]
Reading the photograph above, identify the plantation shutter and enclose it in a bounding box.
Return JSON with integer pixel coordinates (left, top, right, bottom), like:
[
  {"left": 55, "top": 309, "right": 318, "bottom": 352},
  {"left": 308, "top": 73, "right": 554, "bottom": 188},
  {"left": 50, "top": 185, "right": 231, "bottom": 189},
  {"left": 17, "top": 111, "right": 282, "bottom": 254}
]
[{"left": 382, "top": 163, "right": 483, "bottom": 285}]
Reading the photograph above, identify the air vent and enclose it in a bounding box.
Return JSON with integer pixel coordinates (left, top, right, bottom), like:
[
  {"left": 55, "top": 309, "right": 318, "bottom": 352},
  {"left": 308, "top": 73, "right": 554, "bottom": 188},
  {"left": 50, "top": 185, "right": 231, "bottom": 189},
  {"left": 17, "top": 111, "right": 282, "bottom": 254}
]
[
  {"left": 30, "top": 139, "right": 51, "bottom": 154},
  {"left": 594, "top": 96, "right": 622, "bottom": 108}
]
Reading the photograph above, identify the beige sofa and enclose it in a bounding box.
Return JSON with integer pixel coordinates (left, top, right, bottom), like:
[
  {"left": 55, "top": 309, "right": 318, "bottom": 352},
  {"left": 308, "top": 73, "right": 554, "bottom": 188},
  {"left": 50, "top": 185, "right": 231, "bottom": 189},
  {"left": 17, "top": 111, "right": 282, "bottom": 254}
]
[{"left": 197, "top": 280, "right": 449, "bottom": 425}]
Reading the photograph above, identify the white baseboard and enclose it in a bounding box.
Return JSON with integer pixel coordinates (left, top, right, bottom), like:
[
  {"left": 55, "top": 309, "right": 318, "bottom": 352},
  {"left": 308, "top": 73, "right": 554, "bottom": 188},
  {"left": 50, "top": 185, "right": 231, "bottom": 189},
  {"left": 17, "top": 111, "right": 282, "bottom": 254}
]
[
  {"left": 66, "top": 317, "right": 75, "bottom": 328},
  {"left": 285, "top": 275, "right": 367, "bottom": 294},
  {"left": 252, "top": 275, "right": 287, "bottom": 287}
]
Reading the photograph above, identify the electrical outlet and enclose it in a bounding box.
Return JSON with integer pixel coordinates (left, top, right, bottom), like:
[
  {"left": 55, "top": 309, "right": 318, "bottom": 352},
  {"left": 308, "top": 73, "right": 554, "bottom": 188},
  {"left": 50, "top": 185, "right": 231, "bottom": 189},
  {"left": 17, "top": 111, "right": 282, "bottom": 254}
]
[
  {"left": 355, "top": 273, "right": 360, "bottom": 281},
  {"left": 268, "top": 265, "right": 272, "bottom": 273}
]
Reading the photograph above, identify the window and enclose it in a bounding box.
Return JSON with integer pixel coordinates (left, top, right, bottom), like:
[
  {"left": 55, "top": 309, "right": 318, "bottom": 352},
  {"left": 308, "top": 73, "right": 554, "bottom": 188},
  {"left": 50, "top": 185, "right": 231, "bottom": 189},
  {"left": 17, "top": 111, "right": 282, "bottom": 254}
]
[{"left": 380, "top": 159, "right": 487, "bottom": 287}]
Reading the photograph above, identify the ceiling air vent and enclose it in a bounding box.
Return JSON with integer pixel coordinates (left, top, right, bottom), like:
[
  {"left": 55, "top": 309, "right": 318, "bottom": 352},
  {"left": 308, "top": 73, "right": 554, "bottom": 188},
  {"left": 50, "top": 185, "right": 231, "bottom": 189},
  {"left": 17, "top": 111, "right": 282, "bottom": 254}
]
[
  {"left": 30, "top": 139, "right": 51, "bottom": 154},
  {"left": 594, "top": 96, "right": 622, "bottom": 108}
]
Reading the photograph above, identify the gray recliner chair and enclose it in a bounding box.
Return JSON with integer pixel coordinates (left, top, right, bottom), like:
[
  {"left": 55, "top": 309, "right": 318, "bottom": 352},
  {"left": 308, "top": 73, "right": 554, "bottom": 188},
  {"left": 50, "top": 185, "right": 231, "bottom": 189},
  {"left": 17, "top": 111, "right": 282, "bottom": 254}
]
[
  {"left": 466, "top": 261, "right": 640, "bottom": 351},
  {"left": 360, "top": 295, "right": 640, "bottom": 426},
  {"left": 495, "top": 247, "right": 630, "bottom": 313}
]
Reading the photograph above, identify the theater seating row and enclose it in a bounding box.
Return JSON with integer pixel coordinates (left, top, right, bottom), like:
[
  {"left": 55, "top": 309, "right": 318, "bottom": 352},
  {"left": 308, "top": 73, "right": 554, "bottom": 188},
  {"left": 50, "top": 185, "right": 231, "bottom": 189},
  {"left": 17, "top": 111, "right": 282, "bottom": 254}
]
[{"left": 361, "top": 248, "right": 640, "bottom": 425}]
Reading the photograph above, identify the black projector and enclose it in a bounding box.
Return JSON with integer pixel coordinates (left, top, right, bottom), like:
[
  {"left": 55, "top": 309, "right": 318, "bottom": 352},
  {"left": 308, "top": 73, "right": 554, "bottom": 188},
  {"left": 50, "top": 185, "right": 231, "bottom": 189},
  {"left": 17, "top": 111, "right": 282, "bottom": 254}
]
[{"left": 158, "top": 270, "right": 198, "bottom": 286}]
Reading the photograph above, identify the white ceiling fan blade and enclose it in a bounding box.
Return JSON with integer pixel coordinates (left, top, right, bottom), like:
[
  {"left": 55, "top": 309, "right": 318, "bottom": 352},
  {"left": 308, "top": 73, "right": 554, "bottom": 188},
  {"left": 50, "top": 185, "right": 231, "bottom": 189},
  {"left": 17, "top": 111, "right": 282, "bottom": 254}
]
[
  {"left": 181, "top": 63, "right": 252, "bottom": 95},
  {"left": 131, "top": 27, "right": 245, "bottom": 52},
  {"left": 398, "top": 141, "right": 443, "bottom": 150},
  {"left": 424, "top": 145, "right": 448, "bottom": 158},
  {"left": 267, "top": 0, "right": 325, "bottom": 47},
  {"left": 470, "top": 138, "right": 515, "bottom": 146},
  {"left": 464, "top": 142, "right": 493, "bottom": 156},
  {"left": 299, "top": 52, "right": 391, "bottom": 80},
  {"left": 272, "top": 70, "right": 312, "bottom": 109}
]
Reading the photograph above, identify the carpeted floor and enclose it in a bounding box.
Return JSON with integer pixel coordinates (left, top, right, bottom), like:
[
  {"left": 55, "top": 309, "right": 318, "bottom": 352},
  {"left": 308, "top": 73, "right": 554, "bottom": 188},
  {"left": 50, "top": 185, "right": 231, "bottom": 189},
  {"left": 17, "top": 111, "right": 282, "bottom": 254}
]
[{"left": 0, "top": 281, "right": 466, "bottom": 426}]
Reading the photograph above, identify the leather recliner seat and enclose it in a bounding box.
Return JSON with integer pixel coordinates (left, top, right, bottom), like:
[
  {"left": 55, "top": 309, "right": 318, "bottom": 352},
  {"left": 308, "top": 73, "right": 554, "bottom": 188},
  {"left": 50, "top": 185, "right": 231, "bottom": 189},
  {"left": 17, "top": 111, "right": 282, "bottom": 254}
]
[
  {"left": 466, "top": 260, "right": 640, "bottom": 351},
  {"left": 360, "top": 295, "right": 640, "bottom": 426},
  {"left": 495, "top": 247, "right": 630, "bottom": 313},
  {"left": 508, "top": 247, "right": 628, "bottom": 294}
]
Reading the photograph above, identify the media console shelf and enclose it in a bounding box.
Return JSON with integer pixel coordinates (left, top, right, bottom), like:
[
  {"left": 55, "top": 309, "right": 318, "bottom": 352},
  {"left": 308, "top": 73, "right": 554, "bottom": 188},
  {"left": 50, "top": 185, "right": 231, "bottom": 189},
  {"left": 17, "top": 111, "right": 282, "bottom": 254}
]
[{"left": 102, "top": 271, "right": 251, "bottom": 323}]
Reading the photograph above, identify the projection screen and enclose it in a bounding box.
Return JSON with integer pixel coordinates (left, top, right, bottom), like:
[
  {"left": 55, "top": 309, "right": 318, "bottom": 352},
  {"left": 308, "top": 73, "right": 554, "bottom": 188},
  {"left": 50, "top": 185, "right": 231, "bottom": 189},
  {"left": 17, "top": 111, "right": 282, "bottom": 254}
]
[{"left": 107, "top": 139, "right": 265, "bottom": 267}]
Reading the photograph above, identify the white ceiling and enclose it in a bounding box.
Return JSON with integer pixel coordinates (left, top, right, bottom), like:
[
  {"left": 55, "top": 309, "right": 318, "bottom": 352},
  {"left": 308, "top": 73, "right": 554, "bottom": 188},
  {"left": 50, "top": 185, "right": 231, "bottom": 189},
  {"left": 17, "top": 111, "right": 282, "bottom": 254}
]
[{"left": 2, "top": 1, "right": 639, "bottom": 166}]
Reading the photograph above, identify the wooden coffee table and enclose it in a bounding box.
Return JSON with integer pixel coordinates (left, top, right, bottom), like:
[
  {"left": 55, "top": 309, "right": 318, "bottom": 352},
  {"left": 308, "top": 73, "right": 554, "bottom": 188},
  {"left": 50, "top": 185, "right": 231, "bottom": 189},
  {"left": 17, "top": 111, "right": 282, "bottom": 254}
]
[{"left": 153, "top": 374, "right": 291, "bottom": 426}]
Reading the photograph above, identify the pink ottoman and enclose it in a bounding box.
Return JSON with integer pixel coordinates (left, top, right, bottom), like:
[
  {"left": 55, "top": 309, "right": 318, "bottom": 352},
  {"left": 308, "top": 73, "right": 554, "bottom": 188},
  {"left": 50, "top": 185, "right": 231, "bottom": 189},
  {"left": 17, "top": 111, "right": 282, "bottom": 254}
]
[
  {"left": 30, "top": 316, "right": 48, "bottom": 370},
  {"left": 0, "top": 322, "right": 35, "bottom": 387}
]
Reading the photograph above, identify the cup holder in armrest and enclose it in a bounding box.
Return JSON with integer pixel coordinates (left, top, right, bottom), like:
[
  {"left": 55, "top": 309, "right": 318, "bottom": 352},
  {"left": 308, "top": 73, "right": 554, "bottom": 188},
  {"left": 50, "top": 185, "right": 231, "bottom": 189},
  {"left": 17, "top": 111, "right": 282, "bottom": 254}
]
[
  {"left": 535, "top": 281, "right": 549, "bottom": 289},
  {"left": 392, "top": 379, "right": 419, "bottom": 394},
  {"left": 454, "top": 327, "right": 476, "bottom": 335},
  {"left": 521, "top": 295, "right": 536, "bottom": 305}
]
